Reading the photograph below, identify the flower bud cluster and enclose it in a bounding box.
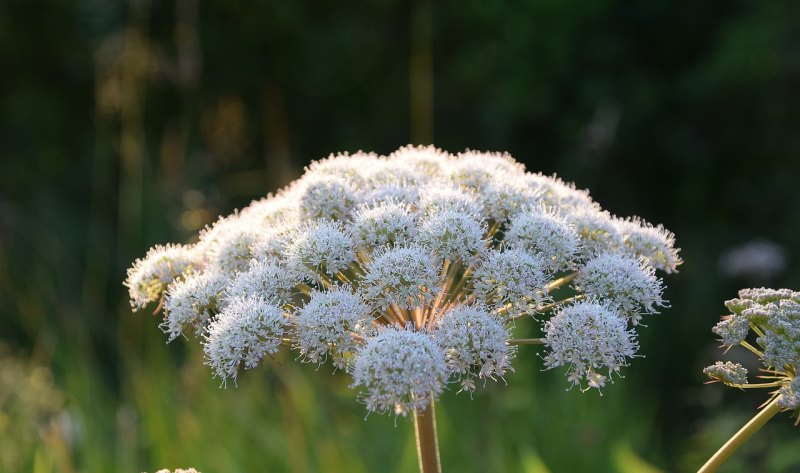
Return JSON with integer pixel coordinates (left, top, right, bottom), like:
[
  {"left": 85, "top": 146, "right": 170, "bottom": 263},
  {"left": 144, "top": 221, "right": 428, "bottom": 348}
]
[
  {"left": 706, "top": 287, "right": 800, "bottom": 421},
  {"left": 703, "top": 361, "right": 748, "bottom": 386},
  {"left": 778, "top": 377, "right": 800, "bottom": 410},
  {"left": 126, "top": 145, "right": 680, "bottom": 413}
]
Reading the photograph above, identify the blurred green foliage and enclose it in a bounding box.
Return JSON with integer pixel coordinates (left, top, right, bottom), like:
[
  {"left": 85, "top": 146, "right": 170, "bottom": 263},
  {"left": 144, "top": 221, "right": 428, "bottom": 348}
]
[{"left": 1, "top": 0, "right": 799, "bottom": 471}]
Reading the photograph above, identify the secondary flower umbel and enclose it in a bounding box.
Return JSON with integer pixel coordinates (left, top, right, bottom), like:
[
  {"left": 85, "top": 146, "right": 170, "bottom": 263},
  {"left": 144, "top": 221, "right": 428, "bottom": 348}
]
[
  {"left": 698, "top": 288, "right": 800, "bottom": 473},
  {"left": 705, "top": 287, "right": 800, "bottom": 421},
  {"left": 125, "top": 145, "right": 681, "bottom": 416}
]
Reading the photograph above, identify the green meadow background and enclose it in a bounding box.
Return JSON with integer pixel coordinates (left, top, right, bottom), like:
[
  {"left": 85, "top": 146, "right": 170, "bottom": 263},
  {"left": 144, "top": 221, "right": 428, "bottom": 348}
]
[{"left": 2, "top": 1, "right": 800, "bottom": 471}]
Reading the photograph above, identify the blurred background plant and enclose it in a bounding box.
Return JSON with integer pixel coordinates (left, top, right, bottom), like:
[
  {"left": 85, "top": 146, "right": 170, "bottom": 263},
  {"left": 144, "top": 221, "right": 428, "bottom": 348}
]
[{"left": 1, "top": 0, "right": 799, "bottom": 472}]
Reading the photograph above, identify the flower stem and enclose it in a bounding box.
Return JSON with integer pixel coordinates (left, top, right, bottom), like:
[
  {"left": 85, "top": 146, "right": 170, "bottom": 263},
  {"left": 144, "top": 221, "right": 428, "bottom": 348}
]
[
  {"left": 414, "top": 399, "right": 442, "bottom": 473},
  {"left": 739, "top": 341, "right": 763, "bottom": 357},
  {"left": 697, "top": 396, "right": 783, "bottom": 473},
  {"left": 727, "top": 381, "right": 785, "bottom": 389},
  {"left": 508, "top": 338, "right": 545, "bottom": 345},
  {"left": 545, "top": 271, "right": 578, "bottom": 291}
]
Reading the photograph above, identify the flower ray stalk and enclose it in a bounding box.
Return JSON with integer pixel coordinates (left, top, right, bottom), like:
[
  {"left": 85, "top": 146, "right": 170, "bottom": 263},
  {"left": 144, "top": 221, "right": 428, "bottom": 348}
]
[{"left": 509, "top": 338, "right": 545, "bottom": 345}]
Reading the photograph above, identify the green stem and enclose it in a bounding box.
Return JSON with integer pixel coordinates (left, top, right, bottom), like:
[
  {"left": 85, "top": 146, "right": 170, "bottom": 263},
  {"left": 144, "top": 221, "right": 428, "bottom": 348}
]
[
  {"left": 504, "top": 294, "right": 586, "bottom": 320},
  {"left": 414, "top": 399, "right": 442, "bottom": 473},
  {"left": 739, "top": 341, "right": 763, "bottom": 357},
  {"left": 697, "top": 396, "right": 783, "bottom": 473},
  {"left": 534, "top": 295, "right": 586, "bottom": 314},
  {"left": 508, "top": 338, "right": 545, "bottom": 345},
  {"left": 728, "top": 381, "right": 785, "bottom": 389}
]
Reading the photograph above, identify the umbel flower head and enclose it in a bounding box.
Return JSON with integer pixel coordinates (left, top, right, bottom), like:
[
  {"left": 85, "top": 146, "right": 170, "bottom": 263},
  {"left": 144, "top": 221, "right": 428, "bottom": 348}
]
[
  {"left": 705, "top": 287, "right": 800, "bottom": 422},
  {"left": 125, "top": 145, "right": 681, "bottom": 416}
]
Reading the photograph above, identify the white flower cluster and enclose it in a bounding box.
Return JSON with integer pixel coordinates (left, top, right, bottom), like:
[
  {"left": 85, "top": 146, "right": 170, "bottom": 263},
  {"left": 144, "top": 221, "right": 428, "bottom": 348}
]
[
  {"left": 203, "top": 296, "right": 287, "bottom": 384},
  {"left": 293, "top": 288, "right": 374, "bottom": 368},
  {"left": 361, "top": 245, "right": 440, "bottom": 311},
  {"left": 352, "top": 328, "right": 447, "bottom": 415},
  {"left": 125, "top": 145, "right": 680, "bottom": 414},
  {"left": 162, "top": 270, "right": 228, "bottom": 341},
  {"left": 706, "top": 287, "right": 800, "bottom": 417},
  {"left": 125, "top": 244, "right": 196, "bottom": 309},
  {"left": 434, "top": 305, "right": 514, "bottom": 393},
  {"left": 574, "top": 253, "right": 665, "bottom": 324},
  {"left": 472, "top": 249, "right": 549, "bottom": 318},
  {"left": 543, "top": 300, "right": 639, "bottom": 391}
]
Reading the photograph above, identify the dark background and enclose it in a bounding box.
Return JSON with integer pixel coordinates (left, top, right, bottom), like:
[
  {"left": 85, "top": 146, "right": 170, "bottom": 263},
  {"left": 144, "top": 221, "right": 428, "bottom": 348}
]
[{"left": 1, "top": 0, "right": 799, "bottom": 471}]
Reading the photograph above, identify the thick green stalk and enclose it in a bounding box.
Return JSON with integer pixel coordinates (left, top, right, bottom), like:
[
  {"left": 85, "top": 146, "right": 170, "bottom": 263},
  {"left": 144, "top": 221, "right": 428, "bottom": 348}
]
[
  {"left": 697, "top": 396, "right": 783, "bottom": 473},
  {"left": 414, "top": 399, "right": 442, "bottom": 473}
]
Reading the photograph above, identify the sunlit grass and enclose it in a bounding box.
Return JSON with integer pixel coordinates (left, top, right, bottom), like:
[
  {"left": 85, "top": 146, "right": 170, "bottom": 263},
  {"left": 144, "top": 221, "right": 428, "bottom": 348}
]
[{"left": 15, "top": 304, "right": 671, "bottom": 473}]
